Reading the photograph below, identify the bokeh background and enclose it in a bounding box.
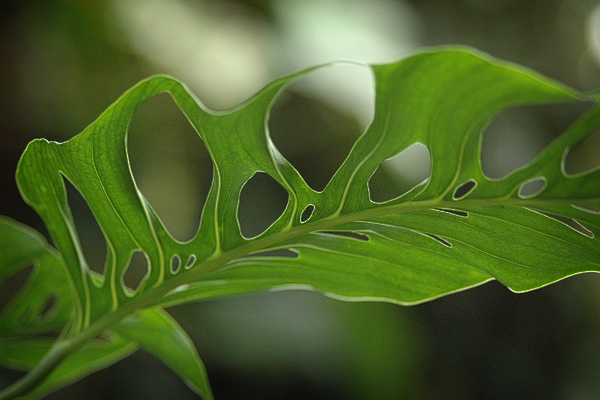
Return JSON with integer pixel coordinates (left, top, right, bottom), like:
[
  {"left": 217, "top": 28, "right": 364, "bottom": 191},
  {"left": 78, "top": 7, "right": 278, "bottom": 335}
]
[{"left": 2, "top": 0, "right": 600, "bottom": 398}]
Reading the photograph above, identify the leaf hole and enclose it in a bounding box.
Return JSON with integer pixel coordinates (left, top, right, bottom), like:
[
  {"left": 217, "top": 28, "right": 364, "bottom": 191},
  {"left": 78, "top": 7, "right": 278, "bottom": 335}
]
[
  {"left": 128, "top": 93, "right": 213, "bottom": 243},
  {"left": 268, "top": 63, "right": 374, "bottom": 191},
  {"left": 170, "top": 254, "right": 181, "bottom": 275},
  {"left": 564, "top": 127, "right": 600, "bottom": 175},
  {"left": 320, "top": 230, "right": 370, "bottom": 242},
  {"left": 185, "top": 254, "right": 197, "bottom": 270},
  {"left": 572, "top": 204, "right": 600, "bottom": 214},
  {"left": 38, "top": 295, "right": 58, "bottom": 321},
  {"left": 122, "top": 250, "right": 150, "bottom": 295},
  {"left": 244, "top": 248, "right": 299, "bottom": 259},
  {"left": 0, "top": 264, "right": 34, "bottom": 315},
  {"left": 64, "top": 178, "right": 107, "bottom": 278},
  {"left": 424, "top": 233, "right": 452, "bottom": 248},
  {"left": 238, "top": 172, "right": 289, "bottom": 239},
  {"left": 300, "top": 204, "right": 315, "bottom": 223},
  {"left": 518, "top": 177, "right": 547, "bottom": 198},
  {"left": 481, "top": 102, "right": 590, "bottom": 179},
  {"left": 369, "top": 143, "right": 431, "bottom": 203},
  {"left": 536, "top": 211, "right": 594, "bottom": 238},
  {"left": 435, "top": 208, "right": 469, "bottom": 217},
  {"left": 453, "top": 179, "right": 477, "bottom": 200}
]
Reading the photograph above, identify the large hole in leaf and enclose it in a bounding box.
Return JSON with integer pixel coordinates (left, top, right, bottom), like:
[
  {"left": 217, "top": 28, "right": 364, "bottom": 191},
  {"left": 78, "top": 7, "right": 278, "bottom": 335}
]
[
  {"left": 0, "top": 265, "right": 33, "bottom": 315},
  {"left": 122, "top": 250, "right": 150, "bottom": 294},
  {"left": 369, "top": 143, "right": 431, "bottom": 203},
  {"left": 481, "top": 103, "right": 590, "bottom": 179},
  {"left": 128, "top": 93, "right": 213, "bottom": 243},
  {"left": 64, "top": 178, "right": 106, "bottom": 278},
  {"left": 564, "top": 127, "right": 600, "bottom": 175},
  {"left": 268, "top": 63, "right": 374, "bottom": 191},
  {"left": 238, "top": 172, "right": 289, "bottom": 239}
]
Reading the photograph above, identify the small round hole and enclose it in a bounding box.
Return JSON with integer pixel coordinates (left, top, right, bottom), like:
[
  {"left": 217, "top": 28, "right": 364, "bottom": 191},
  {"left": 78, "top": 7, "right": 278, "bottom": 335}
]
[
  {"left": 170, "top": 254, "right": 181, "bottom": 274},
  {"left": 185, "top": 254, "right": 197, "bottom": 270},
  {"left": 453, "top": 180, "right": 477, "bottom": 200},
  {"left": 300, "top": 204, "right": 315, "bottom": 223}
]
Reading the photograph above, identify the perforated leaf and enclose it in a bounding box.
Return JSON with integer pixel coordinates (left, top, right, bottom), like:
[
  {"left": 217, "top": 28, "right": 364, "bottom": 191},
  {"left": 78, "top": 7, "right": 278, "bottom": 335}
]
[{"left": 2, "top": 47, "right": 599, "bottom": 398}]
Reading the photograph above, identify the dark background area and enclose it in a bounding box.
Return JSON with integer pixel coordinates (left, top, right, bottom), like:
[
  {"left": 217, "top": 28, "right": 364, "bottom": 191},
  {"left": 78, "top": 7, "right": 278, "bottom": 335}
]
[{"left": 1, "top": 0, "right": 600, "bottom": 398}]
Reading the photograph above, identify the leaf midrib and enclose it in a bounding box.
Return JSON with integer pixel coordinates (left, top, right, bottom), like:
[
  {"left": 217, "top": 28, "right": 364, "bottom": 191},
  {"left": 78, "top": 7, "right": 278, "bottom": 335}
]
[
  {"left": 150, "top": 195, "right": 595, "bottom": 303},
  {"left": 33, "top": 192, "right": 593, "bottom": 393}
]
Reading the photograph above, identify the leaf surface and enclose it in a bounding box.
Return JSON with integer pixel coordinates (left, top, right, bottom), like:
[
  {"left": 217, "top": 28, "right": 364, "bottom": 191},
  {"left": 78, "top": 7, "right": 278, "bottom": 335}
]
[
  {"left": 0, "top": 335, "right": 135, "bottom": 399},
  {"left": 0, "top": 218, "right": 72, "bottom": 336},
  {"left": 15, "top": 47, "right": 600, "bottom": 313},
  {"left": 3, "top": 46, "right": 600, "bottom": 397},
  {"left": 111, "top": 308, "right": 213, "bottom": 399}
]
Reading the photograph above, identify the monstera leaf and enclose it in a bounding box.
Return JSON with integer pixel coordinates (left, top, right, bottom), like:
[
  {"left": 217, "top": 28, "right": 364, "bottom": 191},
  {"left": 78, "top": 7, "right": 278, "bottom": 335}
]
[{"left": 1, "top": 47, "right": 599, "bottom": 399}]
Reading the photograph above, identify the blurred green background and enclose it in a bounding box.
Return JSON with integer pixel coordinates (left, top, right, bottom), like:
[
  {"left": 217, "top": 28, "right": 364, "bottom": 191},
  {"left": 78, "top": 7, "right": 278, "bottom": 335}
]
[{"left": 2, "top": 0, "right": 600, "bottom": 398}]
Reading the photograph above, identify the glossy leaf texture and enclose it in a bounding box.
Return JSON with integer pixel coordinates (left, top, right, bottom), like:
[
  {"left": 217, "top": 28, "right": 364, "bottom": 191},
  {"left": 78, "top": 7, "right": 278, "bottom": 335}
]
[
  {"left": 0, "top": 218, "right": 212, "bottom": 399},
  {"left": 2, "top": 47, "right": 600, "bottom": 398},
  {"left": 13, "top": 46, "right": 600, "bottom": 316}
]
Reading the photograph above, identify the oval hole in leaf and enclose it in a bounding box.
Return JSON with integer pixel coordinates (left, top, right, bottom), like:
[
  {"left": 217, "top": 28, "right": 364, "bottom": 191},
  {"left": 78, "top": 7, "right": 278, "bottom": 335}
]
[
  {"left": 238, "top": 172, "right": 289, "bottom": 239},
  {"left": 122, "top": 250, "right": 150, "bottom": 294},
  {"left": 170, "top": 254, "right": 181, "bottom": 275},
  {"left": 128, "top": 93, "right": 213, "bottom": 243},
  {"left": 184, "top": 254, "right": 197, "bottom": 270},
  {"left": 563, "top": 127, "right": 600, "bottom": 175},
  {"left": 369, "top": 143, "right": 431, "bottom": 203},
  {"left": 453, "top": 179, "right": 477, "bottom": 200},
  {"left": 481, "top": 102, "right": 589, "bottom": 179},
  {"left": 268, "top": 63, "right": 374, "bottom": 191},
  {"left": 64, "top": 178, "right": 107, "bottom": 278},
  {"left": 518, "top": 177, "right": 546, "bottom": 198},
  {"left": 300, "top": 204, "right": 315, "bottom": 223},
  {"left": 0, "top": 264, "right": 34, "bottom": 314}
]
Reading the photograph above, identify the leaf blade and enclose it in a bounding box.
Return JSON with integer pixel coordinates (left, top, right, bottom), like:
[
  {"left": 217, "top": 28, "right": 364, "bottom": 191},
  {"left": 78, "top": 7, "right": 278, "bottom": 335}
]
[
  {"left": 111, "top": 308, "right": 214, "bottom": 400},
  {"left": 0, "top": 335, "right": 136, "bottom": 399}
]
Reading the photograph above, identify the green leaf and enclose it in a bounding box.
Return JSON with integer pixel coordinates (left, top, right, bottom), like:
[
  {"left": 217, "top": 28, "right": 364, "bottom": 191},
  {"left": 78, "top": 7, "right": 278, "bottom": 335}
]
[
  {"left": 0, "top": 335, "right": 135, "bottom": 399},
  {"left": 111, "top": 308, "right": 213, "bottom": 400},
  {"left": 3, "top": 46, "right": 600, "bottom": 397},
  {"left": 13, "top": 45, "right": 600, "bottom": 313},
  {"left": 0, "top": 219, "right": 211, "bottom": 398},
  {"left": 0, "top": 217, "right": 73, "bottom": 336}
]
